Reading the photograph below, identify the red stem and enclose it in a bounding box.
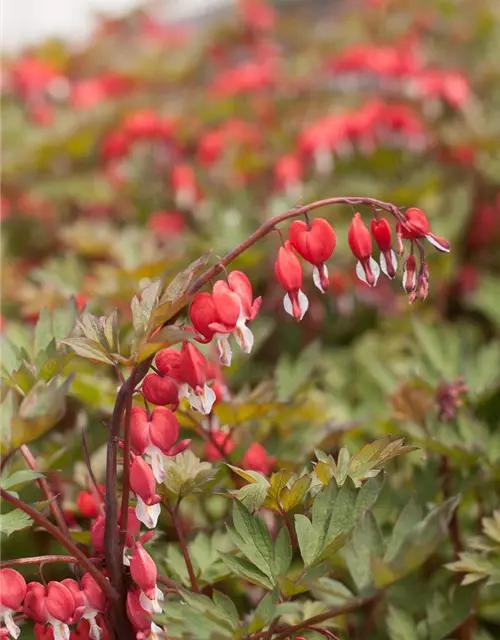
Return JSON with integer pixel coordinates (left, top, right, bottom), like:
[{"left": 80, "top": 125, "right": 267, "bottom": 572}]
[
  {"left": 0, "top": 488, "right": 117, "bottom": 601},
  {"left": 119, "top": 369, "right": 136, "bottom": 553},
  {"left": 166, "top": 501, "right": 199, "bottom": 593},
  {"left": 20, "top": 444, "right": 70, "bottom": 539},
  {"left": 188, "top": 197, "right": 404, "bottom": 294},
  {"left": 0, "top": 555, "right": 103, "bottom": 568}
]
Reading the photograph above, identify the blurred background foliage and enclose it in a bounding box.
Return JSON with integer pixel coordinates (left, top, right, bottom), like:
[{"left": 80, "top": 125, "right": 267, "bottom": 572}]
[{"left": 1, "top": 0, "right": 500, "bottom": 638}]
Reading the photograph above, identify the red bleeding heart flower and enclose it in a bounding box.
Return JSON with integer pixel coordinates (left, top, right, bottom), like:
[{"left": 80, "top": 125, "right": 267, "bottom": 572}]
[
  {"left": 275, "top": 241, "right": 309, "bottom": 321},
  {"left": 178, "top": 342, "right": 216, "bottom": 415},
  {"left": 371, "top": 218, "right": 397, "bottom": 279},
  {"left": 241, "top": 443, "right": 276, "bottom": 475},
  {"left": 289, "top": 217, "right": 337, "bottom": 292},
  {"left": 0, "top": 569, "right": 27, "bottom": 639},
  {"left": 141, "top": 374, "right": 179, "bottom": 408},
  {"left": 130, "top": 457, "right": 161, "bottom": 530},
  {"left": 348, "top": 212, "right": 380, "bottom": 287},
  {"left": 400, "top": 208, "right": 450, "bottom": 252}
]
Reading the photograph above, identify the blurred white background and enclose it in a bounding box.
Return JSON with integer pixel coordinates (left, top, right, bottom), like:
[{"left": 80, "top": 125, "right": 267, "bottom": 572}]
[{"left": 2, "top": 0, "right": 232, "bottom": 51}]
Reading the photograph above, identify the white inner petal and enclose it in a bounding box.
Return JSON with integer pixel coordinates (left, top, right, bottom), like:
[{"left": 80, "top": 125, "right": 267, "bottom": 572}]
[
  {"left": 425, "top": 234, "right": 450, "bottom": 253},
  {"left": 4, "top": 612, "right": 21, "bottom": 639},
  {"left": 189, "top": 384, "right": 216, "bottom": 415},
  {"left": 355, "top": 260, "right": 368, "bottom": 285},
  {"left": 297, "top": 289, "right": 309, "bottom": 320},
  {"left": 146, "top": 446, "right": 165, "bottom": 484},
  {"left": 234, "top": 321, "right": 254, "bottom": 354},
  {"left": 312, "top": 264, "right": 328, "bottom": 293},
  {"left": 216, "top": 336, "right": 233, "bottom": 367},
  {"left": 283, "top": 293, "right": 293, "bottom": 317},
  {"left": 369, "top": 257, "right": 380, "bottom": 286},
  {"left": 136, "top": 498, "right": 160, "bottom": 529}
]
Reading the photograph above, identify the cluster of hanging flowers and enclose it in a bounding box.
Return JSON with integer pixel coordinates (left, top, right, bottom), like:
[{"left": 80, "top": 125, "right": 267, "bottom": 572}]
[
  {"left": 273, "top": 207, "right": 449, "bottom": 319},
  {"left": 0, "top": 568, "right": 108, "bottom": 640}
]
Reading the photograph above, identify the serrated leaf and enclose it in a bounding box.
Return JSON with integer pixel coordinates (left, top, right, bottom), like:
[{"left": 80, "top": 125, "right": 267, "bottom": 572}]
[
  {"left": 0, "top": 508, "right": 33, "bottom": 536},
  {"left": 35, "top": 308, "right": 54, "bottom": 357},
  {"left": 384, "top": 499, "right": 424, "bottom": 564},
  {"left": 315, "top": 461, "right": 334, "bottom": 485},
  {"left": 52, "top": 298, "right": 77, "bottom": 340},
  {"left": 336, "top": 447, "right": 350, "bottom": 486},
  {"left": 219, "top": 553, "right": 274, "bottom": 589},
  {"left": 213, "top": 591, "right": 239, "bottom": 630},
  {"left": 5, "top": 377, "right": 72, "bottom": 454},
  {"left": 426, "top": 584, "right": 476, "bottom": 640},
  {"left": 2, "top": 470, "right": 45, "bottom": 490},
  {"left": 295, "top": 514, "right": 318, "bottom": 567},
  {"left": 163, "top": 450, "right": 215, "bottom": 496},
  {"left": 1, "top": 338, "right": 22, "bottom": 375},
  {"left": 309, "top": 577, "right": 354, "bottom": 607},
  {"left": 161, "top": 252, "right": 212, "bottom": 303},
  {"left": 230, "top": 482, "right": 269, "bottom": 511},
  {"left": 103, "top": 309, "right": 119, "bottom": 353},
  {"left": 274, "top": 526, "right": 292, "bottom": 577},
  {"left": 226, "top": 464, "right": 270, "bottom": 486},
  {"left": 387, "top": 605, "right": 419, "bottom": 640},
  {"left": 343, "top": 512, "right": 384, "bottom": 591},
  {"left": 353, "top": 472, "right": 385, "bottom": 520},
  {"left": 348, "top": 437, "right": 417, "bottom": 483},
  {"left": 232, "top": 500, "right": 274, "bottom": 578},
  {"left": 131, "top": 279, "right": 162, "bottom": 335},
  {"left": 280, "top": 475, "right": 311, "bottom": 512},
  {"left": 136, "top": 326, "right": 191, "bottom": 363},
  {"left": 59, "top": 338, "right": 113, "bottom": 365}
]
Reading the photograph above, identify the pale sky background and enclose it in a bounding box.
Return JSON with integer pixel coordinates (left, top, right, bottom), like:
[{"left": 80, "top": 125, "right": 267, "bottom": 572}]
[{"left": 2, "top": 0, "right": 232, "bottom": 51}]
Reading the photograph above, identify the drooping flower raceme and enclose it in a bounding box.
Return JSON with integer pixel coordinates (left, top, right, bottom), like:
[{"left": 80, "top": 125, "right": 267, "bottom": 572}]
[{"left": 23, "top": 581, "right": 76, "bottom": 640}]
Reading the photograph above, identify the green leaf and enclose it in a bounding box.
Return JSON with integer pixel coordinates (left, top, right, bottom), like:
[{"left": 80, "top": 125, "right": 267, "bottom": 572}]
[
  {"left": 162, "top": 252, "right": 212, "bottom": 301},
  {"left": 274, "top": 526, "right": 292, "bottom": 577},
  {"left": 230, "top": 482, "right": 269, "bottom": 511},
  {"left": 348, "top": 437, "right": 417, "bottom": 485},
  {"left": 310, "top": 577, "right": 354, "bottom": 607},
  {"left": 280, "top": 475, "right": 311, "bottom": 512},
  {"left": 232, "top": 500, "right": 274, "bottom": 579},
  {"left": 384, "top": 499, "right": 424, "bottom": 564},
  {"left": 353, "top": 472, "right": 385, "bottom": 520},
  {"left": 59, "top": 338, "right": 113, "bottom": 365},
  {"left": 131, "top": 279, "right": 162, "bottom": 335},
  {"left": 343, "top": 512, "right": 384, "bottom": 592},
  {"left": 295, "top": 514, "right": 318, "bottom": 567},
  {"left": 426, "top": 584, "right": 476, "bottom": 640},
  {"left": 322, "top": 478, "right": 357, "bottom": 549},
  {"left": 2, "top": 470, "right": 45, "bottom": 490},
  {"left": 212, "top": 591, "right": 239, "bottom": 630},
  {"left": 163, "top": 450, "right": 216, "bottom": 496},
  {"left": 0, "top": 508, "right": 33, "bottom": 536},
  {"left": 6, "top": 376, "right": 73, "bottom": 454},
  {"left": 275, "top": 341, "right": 321, "bottom": 402},
  {"left": 35, "top": 308, "right": 54, "bottom": 357},
  {"left": 1, "top": 338, "right": 22, "bottom": 375},
  {"left": 386, "top": 605, "right": 419, "bottom": 640},
  {"left": 219, "top": 553, "right": 274, "bottom": 589},
  {"left": 52, "top": 298, "right": 77, "bottom": 340}
]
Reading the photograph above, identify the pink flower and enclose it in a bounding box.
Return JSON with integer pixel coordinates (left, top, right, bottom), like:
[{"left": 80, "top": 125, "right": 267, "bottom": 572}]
[
  {"left": 130, "top": 545, "right": 163, "bottom": 615},
  {"left": 371, "top": 218, "right": 397, "bottom": 279},
  {"left": 204, "top": 431, "right": 235, "bottom": 461},
  {"left": 24, "top": 581, "right": 76, "bottom": 640},
  {"left": 130, "top": 457, "right": 161, "bottom": 529},
  {"left": 274, "top": 241, "right": 308, "bottom": 321},
  {"left": 130, "top": 407, "right": 187, "bottom": 483},
  {"left": 241, "top": 443, "right": 276, "bottom": 475},
  {"left": 178, "top": 343, "right": 216, "bottom": 415},
  {"left": 141, "top": 374, "right": 179, "bottom": 408},
  {"left": 0, "top": 569, "right": 27, "bottom": 639},
  {"left": 400, "top": 208, "right": 450, "bottom": 252},
  {"left": 289, "top": 218, "right": 337, "bottom": 292},
  {"left": 348, "top": 213, "right": 380, "bottom": 287}
]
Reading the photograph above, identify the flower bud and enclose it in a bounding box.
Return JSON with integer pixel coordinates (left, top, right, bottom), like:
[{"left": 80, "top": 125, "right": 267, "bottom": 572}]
[
  {"left": 402, "top": 254, "right": 417, "bottom": 293},
  {"left": 130, "top": 457, "right": 161, "bottom": 507},
  {"left": 371, "top": 218, "right": 397, "bottom": 279},
  {"left": 155, "top": 349, "right": 182, "bottom": 382},
  {"left": 348, "top": 213, "right": 380, "bottom": 287},
  {"left": 241, "top": 443, "right": 276, "bottom": 475}
]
